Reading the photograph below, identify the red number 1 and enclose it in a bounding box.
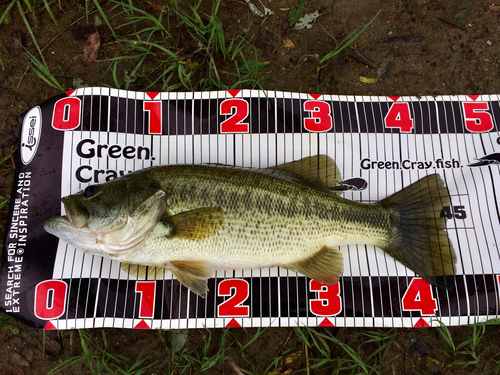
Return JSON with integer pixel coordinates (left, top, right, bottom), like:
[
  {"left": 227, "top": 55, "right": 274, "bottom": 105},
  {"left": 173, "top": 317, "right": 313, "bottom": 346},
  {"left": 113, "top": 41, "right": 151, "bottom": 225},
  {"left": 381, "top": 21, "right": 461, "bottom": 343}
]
[{"left": 135, "top": 281, "right": 156, "bottom": 319}]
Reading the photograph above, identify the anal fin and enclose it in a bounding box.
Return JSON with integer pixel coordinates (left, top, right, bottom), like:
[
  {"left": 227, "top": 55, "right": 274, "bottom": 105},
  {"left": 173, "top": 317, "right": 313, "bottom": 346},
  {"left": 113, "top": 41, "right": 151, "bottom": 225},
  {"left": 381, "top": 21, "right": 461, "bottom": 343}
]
[{"left": 285, "top": 246, "right": 343, "bottom": 285}]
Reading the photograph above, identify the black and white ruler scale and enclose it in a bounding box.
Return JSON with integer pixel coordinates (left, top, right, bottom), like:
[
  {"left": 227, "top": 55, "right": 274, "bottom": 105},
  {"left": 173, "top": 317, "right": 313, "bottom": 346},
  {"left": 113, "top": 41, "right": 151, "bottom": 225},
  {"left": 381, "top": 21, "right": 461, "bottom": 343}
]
[{"left": 2, "top": 87, "right": 499, "bottom": 329}]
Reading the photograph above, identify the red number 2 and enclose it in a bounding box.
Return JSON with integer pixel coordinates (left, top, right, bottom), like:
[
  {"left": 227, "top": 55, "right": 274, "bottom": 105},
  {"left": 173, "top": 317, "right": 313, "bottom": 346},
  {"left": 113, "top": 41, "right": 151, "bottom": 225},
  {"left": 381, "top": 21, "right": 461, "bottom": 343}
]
[
  {"left": 220, "top": 99, "right": 249, "bottom": 133},
  {"left": 217, "top": 279, "right": 250, "bottom": 317}
]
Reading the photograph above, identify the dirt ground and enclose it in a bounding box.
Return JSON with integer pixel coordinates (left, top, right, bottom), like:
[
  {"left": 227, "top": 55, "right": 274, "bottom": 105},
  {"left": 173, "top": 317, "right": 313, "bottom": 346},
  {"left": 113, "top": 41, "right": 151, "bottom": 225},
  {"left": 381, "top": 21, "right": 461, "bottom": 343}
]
[{"left": 1, "top": 0, "right": 500, "bottom": 374}]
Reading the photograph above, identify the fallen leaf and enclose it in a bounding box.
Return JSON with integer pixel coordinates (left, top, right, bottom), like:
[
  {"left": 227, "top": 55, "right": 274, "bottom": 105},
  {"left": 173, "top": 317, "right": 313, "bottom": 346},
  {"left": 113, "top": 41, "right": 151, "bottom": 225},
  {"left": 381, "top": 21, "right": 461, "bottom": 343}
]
[
  {"left": 294, "top": 10, "right": 321, "bottom": 30},
  {"left": 283, "top": 37, "right": 295, "bottom": 49},
  {"left": 359, "top": 76, "right": 380, "bottom": 84},
  {"left": 11, "top": 31, "right": 23, "bottom": 56},
  {"left": 82, "top": 31, "right": 101, "bottom": 65},
  {"left": 489, "top": 4, "right": 500, "bottom": 11}
]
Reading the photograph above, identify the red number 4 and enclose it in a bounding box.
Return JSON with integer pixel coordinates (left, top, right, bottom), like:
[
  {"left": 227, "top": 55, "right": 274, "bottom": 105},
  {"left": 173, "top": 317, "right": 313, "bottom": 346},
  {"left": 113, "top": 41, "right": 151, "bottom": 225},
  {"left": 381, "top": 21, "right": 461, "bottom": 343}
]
[
  {"left": 384, "top": 102, "right": 413, "bottom": 132},
  {"left": 402, "top": 278, "right": 437, "bottom": 316}
]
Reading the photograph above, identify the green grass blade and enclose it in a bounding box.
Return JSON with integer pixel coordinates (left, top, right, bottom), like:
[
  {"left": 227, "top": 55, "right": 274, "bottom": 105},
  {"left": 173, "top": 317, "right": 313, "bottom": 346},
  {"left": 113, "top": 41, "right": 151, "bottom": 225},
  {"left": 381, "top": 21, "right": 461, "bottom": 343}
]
[
  {"left": 42, "top": 0, "right": 67, "bottom": 42},
  {"left": 0, "top": 0, "right": 17, "bottom": 27},
  {"left": 23, "top": 49, "right": 64, "bottom": 91},
  {"left": 17, "top": 1, "right": 48, "bottom": 67},
  {"left": 319, "top": 10, "right": 380, "bottom": 66}
]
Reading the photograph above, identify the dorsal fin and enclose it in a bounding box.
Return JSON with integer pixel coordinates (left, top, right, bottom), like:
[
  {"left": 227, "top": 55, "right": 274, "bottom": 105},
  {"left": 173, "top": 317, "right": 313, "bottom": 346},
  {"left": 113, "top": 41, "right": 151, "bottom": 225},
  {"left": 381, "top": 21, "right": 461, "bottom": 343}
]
[{"left": 271, "top": 155, "right": 343, "bottom": 195}]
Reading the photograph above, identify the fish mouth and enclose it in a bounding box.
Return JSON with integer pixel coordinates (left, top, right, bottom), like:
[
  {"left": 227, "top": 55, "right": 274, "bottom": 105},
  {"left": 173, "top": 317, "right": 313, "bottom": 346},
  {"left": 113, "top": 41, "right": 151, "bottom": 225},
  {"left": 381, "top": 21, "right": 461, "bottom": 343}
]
[{"left": 62, "top": 196, "right": 91, "bottom": 229}]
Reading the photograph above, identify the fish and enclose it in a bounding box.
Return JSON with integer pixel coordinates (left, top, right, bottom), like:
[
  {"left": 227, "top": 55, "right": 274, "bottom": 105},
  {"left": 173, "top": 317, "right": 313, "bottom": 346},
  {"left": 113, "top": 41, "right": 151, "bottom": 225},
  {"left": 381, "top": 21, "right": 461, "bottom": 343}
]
[{"left": 44, "top": 155, "right": 457, "bottom": 297}]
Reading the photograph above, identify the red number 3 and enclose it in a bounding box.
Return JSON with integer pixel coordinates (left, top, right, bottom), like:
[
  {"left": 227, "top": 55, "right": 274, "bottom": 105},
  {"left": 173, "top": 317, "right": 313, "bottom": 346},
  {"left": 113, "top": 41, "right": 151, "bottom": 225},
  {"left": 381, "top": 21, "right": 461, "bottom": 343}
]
[
  {"left": 309, "top": 280, "right": 342, "bottom": 316},
  {"left": 303, "top": 100, "right": 332, "bottom": 132}
]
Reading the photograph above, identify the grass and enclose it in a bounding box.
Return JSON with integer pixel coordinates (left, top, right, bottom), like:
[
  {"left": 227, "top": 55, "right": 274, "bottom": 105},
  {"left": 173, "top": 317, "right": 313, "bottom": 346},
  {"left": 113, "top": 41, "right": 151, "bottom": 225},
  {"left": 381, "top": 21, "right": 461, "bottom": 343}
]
[
  {"left": 2, "top": 0, "right": 379, "bottom": 93},
  {"left": 47, "top": 330, "right": 160, "bottom": 375},
  {"left": 2, "top": 1, "right": 500, "bottom": 375},
  {"left": 34, "top": 321, "right": 500, "bottom": 374}
]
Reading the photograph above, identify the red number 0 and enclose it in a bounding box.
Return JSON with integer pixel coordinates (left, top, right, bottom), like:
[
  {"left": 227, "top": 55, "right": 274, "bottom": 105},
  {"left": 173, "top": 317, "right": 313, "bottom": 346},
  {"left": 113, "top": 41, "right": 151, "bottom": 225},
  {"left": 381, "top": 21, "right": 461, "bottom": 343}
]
[
  {"left": 34, "top": 280, "right": 67, "bottom": 320},
  {"left": 135, "top": 281, "right": 156, "bottom": 318},
  {"left": 303, "top": 100, "right": 332, "bottom": 132},
  {"left": 309, "top": 280, "right": 342, "bottom": 316},
  {"left": 217, "top": 279, "right": 250, "bottom": 317},
  {"left": 462, "top": 102, "right": 493, "bottom": 132},
  {"left": 384, "top": 102, "right": 413, "bottom": 132},
  {"left": 401, "top": 278, "right": 437, "bottom": 316},
  {"left": 144, "top": 101, "right": 162, "bottom": 134},
  {"left": 220, "top": 99, "right": 249, "bottom": 133},
  {"left": 52, "top": 97, "right": 81, "bottom": 131}
]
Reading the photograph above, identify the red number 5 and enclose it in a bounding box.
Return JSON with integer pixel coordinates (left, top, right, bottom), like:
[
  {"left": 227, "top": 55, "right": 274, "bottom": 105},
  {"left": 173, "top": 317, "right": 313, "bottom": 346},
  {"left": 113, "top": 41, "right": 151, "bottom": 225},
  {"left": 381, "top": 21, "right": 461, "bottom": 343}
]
[{"left": 462, "top": 102, "right": 493, "bottom": 132}]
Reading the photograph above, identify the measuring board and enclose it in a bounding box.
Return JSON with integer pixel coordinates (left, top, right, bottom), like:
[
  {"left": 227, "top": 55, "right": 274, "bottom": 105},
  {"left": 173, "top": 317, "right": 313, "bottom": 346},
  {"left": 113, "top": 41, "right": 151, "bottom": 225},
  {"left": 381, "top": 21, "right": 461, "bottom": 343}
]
[{"left": 1, "top": 88, "right": 500, "bottom": 329}]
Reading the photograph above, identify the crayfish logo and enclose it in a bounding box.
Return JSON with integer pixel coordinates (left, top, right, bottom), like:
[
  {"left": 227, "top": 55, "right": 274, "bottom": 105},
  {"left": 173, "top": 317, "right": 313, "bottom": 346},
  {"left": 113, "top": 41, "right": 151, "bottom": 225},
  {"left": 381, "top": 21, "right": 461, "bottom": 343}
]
[
  {"left": 468, "top": 153, "right": 500, "bottom": 167},
  {"left": 330, "top": 177, "right": 368, "bottom": 192}
]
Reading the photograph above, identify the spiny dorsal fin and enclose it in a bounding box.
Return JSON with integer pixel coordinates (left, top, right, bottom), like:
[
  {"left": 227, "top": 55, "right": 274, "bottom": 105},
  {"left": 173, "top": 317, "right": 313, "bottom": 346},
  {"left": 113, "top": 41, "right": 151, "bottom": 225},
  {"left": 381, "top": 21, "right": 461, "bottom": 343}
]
[
  {"left": 271, "top": 155, "right": 343, "bottom": 195},
  {"left": 285, "top": 245, "right": 344, "bottom": 285},
  {"left": 162, "top": 208, "right": 223, "bottom": 241}
]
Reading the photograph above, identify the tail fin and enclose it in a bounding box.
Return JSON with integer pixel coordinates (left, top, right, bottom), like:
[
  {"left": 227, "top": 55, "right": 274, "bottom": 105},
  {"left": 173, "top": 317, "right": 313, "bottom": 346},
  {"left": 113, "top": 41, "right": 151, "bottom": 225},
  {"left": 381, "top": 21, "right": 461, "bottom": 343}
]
[{"left": 379, "top": 174, "right": 457, "bottom": 289}]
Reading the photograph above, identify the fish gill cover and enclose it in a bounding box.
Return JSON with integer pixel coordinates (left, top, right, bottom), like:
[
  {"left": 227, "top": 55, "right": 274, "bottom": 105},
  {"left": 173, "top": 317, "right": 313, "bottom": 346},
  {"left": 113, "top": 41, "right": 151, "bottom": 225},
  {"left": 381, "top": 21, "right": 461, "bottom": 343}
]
[{"left": 1, "top": 88, "right": 499, "bottom": 330}]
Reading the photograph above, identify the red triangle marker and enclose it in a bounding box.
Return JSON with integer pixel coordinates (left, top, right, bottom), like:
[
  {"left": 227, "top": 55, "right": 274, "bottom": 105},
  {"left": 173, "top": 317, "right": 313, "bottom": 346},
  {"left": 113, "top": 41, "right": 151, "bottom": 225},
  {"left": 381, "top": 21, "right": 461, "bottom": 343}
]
[
  {"left": 66, "top": 89, "right": 76, "bottom": 97},
  {"left": 309, "top": 93, "right": 321, "bottom": 100},
  {"left": 318, "top": 318, "right": 335, "bottom": 327},
  {"left": 134, "top": 320, "right": 151, "bottom": 329},
  {"left": 228, "top": 90, "right": 240, "bottom": 98},
  {"left": 146, "top": 92, "right": 159, "bottom": 100},
  {"left": 467, "top": 95, "right": 480, "bottom": 101},
  {"left": 225, "top": 318, "right": 242, "bottom": 328},
  {"left": 414, "top": 318, "right": 431, "bottom": 327},
  {"left": 44, "top": 321, "right": 57, "bottom": 330},
  {"left": 388, "top": 96, "right": 400, "bottom": 101}
]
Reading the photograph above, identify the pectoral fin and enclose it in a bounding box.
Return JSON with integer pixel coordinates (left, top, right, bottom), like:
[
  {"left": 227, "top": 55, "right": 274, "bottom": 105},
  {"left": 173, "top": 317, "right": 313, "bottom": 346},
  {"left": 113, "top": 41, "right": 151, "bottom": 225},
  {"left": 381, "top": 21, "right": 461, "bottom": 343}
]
[
  {"left": 286, "top": 246, "right": 343, "bottom": 284},
  {"left": 162, "top": 208, "right": 223, "bottom": 241},
  {"left": 170, "top": 260, "right": 212, "bottom": 297}
]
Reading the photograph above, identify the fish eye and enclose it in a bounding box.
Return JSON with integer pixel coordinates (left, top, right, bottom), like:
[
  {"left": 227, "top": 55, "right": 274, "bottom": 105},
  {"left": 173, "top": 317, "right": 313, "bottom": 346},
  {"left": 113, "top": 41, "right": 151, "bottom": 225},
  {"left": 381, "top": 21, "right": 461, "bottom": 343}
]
[{"left": 84, "top": 185, "right": 98, "bottom": 198}]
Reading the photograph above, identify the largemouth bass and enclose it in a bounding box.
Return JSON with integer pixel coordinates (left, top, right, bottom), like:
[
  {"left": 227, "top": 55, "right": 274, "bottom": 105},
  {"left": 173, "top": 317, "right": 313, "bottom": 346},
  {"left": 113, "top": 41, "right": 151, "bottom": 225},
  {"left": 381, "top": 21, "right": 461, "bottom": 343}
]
[{"left": 44, "top": 155, "right": 457, "bottom": 297}]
